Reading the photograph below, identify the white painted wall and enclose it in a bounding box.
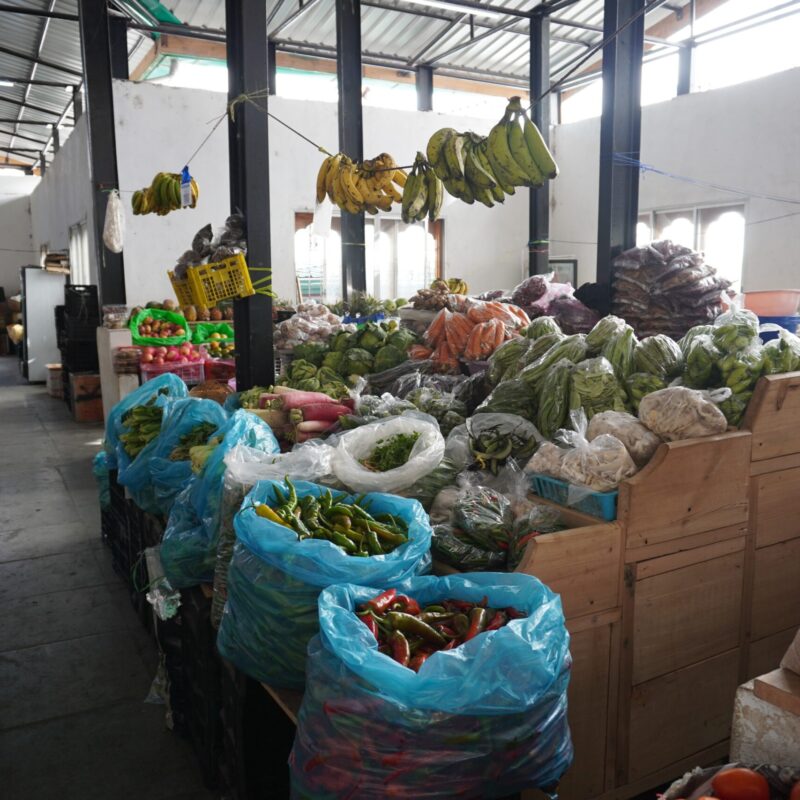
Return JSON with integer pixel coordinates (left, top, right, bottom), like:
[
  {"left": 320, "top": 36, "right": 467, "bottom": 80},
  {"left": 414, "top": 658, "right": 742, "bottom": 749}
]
[
  {"left": 111, "top": 80, "right": 528, "bottom": 307},
  {"left": 550, "top": 67, "right": 800, "bottom": 291},
  {"left": 0, "top": 174, "right": 38, "bottom": 295},
  {"left": 29, "top": 114, "right": 97, "bottom": 285}
]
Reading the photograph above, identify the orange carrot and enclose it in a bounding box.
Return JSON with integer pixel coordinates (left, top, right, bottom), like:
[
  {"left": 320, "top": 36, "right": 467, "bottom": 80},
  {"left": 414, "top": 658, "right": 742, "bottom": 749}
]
[{"left": 409, "top": 344, "right": 433, "bottom": 360}]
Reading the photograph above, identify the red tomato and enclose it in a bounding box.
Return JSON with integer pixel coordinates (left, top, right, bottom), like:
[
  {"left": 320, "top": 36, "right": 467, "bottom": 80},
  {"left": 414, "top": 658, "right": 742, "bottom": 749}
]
[
  {"left": 712, "top": 768, "right": 770, "bottom": 800},
  {"left": 790, "top": 782, "right": 800, "bottom": 800}
]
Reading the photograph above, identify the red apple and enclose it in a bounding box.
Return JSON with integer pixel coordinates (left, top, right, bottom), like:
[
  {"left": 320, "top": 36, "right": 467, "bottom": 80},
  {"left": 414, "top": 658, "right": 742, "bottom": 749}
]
[
  {"left": 156, "top": 346, "right": 167, "bottom": 356},
  {"left": 153, "top": 356, "right": 165, "bottom": 365},
  {"left": 141, "top": 352, "right": 154, "bottom": 363}
]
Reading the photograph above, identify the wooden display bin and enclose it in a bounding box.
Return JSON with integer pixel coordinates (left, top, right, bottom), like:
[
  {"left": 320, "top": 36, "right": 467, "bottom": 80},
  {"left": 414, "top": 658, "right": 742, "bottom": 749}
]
[{"left": 743, "top": 370, "right": 800, "bottom": 463}]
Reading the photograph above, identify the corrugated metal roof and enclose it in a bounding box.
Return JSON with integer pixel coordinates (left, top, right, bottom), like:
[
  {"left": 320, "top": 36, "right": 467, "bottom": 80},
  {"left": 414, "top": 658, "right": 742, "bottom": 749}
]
[{"left": 0, "top": 0, "right": 684, "bottom": 167}]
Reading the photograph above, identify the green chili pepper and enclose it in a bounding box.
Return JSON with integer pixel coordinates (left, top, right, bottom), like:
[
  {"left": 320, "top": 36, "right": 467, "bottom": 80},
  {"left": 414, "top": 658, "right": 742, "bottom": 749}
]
[
  {"left": 365, "top": 529, "right": 384, "bottom": 556},
  {"left": 329, "top": 531, "right": 357, "bottom": 553},
  {"left": 386, "top": 612, "right": 446, "bottom": 646}
]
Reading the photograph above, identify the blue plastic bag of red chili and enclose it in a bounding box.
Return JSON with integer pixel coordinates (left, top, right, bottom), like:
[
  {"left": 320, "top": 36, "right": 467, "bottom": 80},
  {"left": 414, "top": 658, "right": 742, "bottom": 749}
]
[
  {"left": 216, "top": 480, "right": 432, "bottom": 689},
  {"left": 289, "top": 573, "right": 573, "bottom": 799}
]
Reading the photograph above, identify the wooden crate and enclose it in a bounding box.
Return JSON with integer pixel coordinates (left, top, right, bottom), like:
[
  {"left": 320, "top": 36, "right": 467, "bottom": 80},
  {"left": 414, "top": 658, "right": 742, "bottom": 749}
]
[
  {"left": 743, "top": 371, "right": 800, "bottom": 462},
  {"left": 750, "top": 466, "right": 800, "bottom": 548},
  {"left": 751, "top": 537, "right": 800, "bottom": 640},
  {"left": 617, "top": 432, "right": 751, "bottom": 553}
]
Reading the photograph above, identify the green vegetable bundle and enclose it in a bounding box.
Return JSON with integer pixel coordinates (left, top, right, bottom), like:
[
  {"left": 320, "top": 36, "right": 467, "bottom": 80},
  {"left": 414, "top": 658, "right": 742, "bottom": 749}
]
[
  {"left": 601, "top": 325, "right": 637, "bottom": 380},
  {"left": 525, "top": 316, "right": 562, "bottom": 339},
  {"left": 406, "top": 388, "right": 467, "bottom": 436},
  {"left": 517, "top": 332, "right": 564, "bottom": 371},
  {"left": 625, "top": 373, "right": 667, "bottom": 412},
  {"left": 679, "top": 324, "right": 714, "bottom": 356},
  {"left": 290, "top": 359, "right": 318, "bottom": 382},
  {"left": 536, "top": 359, "right": 573, "bottom": 438},
  {"left": 452, "top": 485, "right": 514, "bottom": 553},
  {"left": 684, "top": 335, "right": 723, "bottom": 388},
  {"left": 475, "top": 378, "right": 537, "bottom": 422},
  {"left": 341, "top": 347, "right": 374, "bottom": 376},
  {"left": 718, "top": 390, "right": 753, "bottom": 427},
  {"left": 169, "top": 421, "right": 218, "bottom": 461},
  {"left": 353, "top": 322, "right": 388, "bottom": 354},
  {"left": 762, "top": 331, "right": 800, "bottom": 374},
  {"left": 519, "top": 334, "right": 588, "bottom": 393},
  {"left": 718, "top": 347, "right": 764, "bottom": 394},
  {"left": 374, "top": 344, "right": 408, "bottom": 372},
  {"left": 361, "top": 432, "right": 420, "bottom": 472},
  {"left": 466, "top": 413, "right": 539, "bottom": 474},
  {"left": 120, "top": 401, "right": 164, "bottom": 458},
  {"left": 487, "top": 338, "right": 531, "bottom": 385},
  {"left": 568, "top": 357, "right": 629, "bottom": 419},
  {"left": 291, "top": 341, "right": 329, "bottom": 366},
  {"left": 402, "top": 457, "right": 462, "bottom": 511},
  {"left": 634, "top": 335, "right": 684, "bottom": 378},
  {"left": 586, "top": 315, "right": 627, "bottom": 354},
  {"left": 712, "top": 307, "right": 760, "bottom": 354},
  {"left": 431, "top": 524, "right": 507, "bottom": 571}
]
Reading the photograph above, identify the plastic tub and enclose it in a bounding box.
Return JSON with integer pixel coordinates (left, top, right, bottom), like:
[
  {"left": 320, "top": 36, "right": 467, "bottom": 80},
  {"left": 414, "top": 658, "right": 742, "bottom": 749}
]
[
  {"left": 759, "top": 315, "right": 800, "bottom": 341},
  {"left": 744, "top": 290, "right": 800, "bottom": 316},
  {"left": 530, "top": 473, "right": 618, "bottom": 521}
]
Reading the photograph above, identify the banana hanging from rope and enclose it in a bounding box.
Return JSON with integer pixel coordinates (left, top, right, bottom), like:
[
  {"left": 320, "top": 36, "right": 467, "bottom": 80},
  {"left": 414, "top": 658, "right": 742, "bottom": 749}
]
[
  {"left": 401, "top": 152, "right": 445, "bottom": 224},
  {"left": 131, "top": 171, "right": 198, "bottom": 216}
]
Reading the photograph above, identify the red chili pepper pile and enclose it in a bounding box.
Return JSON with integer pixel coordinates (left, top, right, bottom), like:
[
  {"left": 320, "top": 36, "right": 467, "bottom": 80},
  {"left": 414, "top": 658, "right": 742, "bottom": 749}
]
[{"left": 356, "top": 589, "right": 525, "bottom": 672}]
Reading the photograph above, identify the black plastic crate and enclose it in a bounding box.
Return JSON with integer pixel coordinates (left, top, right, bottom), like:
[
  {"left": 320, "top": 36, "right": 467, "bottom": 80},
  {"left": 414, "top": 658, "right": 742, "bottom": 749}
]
[
  {"left": 65, "top": 316, "right": 100, "bottom": 341},
  {"left": 65, "top": 284, "right": 99, "bottom": 319},
  {"left": 55, "top": 305, "right": 66, "bottom": 348},
  {"left": 60, "top": 339, "right": 99, "bottom": 373}
]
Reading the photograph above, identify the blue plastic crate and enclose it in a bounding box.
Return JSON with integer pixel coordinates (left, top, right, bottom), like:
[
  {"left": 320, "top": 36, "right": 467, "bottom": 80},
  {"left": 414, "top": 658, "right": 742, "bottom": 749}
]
[
  {"left": 758, "top": 315, "right": 799, "bottom": 342},
  {"left": 530, "top": 473, "right": 618, "bottom": 521}
]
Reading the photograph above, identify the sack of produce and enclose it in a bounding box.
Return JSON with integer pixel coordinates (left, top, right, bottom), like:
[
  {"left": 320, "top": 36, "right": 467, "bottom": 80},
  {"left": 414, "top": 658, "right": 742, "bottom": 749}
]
[
  {"left": 536, "top": 358, "right": 574, "bottom": 438},
  {"left": 717, "top": 389, "right": 753, "bottom": 427},
  {"left": 519, "top": 331, "right": 564, "bottom": 369},
  {"left": 129, "top": 307, "right": 191, "bottom": 346},
  {"left": 105, "top": 373, "right": 188, "bottom": 470},
  {"left": 405, "top": 387, "right": 467, "bottom": 437},
  {"left": 475, "top": 378, "right": 537, "bottom": 422},
  {"left": 568, "top": 356, "right": 629, "bottom": 419},
  {"left": 586, "top": 410, "right": 662, "bottom": 468},
  {"left": 148, "top": 398, "right": 228, "bottom": 515},
  {"left": 290, "top": 573, "right": 572, "bottom": 799},
  {"left": 601, "top": 325, "right": 638, "bottom": 380},
  {"left": 525, "top": 441, "right": 567, "bottom": 480},
  {"left": 638, "top": 386, "right": 729, "bottom": 441},
  {"left": 625, "top": 371, "right": 667, "bottom": 412},
  {"left": 525, "top": 315, "right": 562, "bottom": 339},
  {"left": 678, "top": 324, "right": 714, "bottom": 356},
  {"left": 466, "top": 413, "right": 540, "bottom": 474},
  {"left": 718, "top": 345, "right": 765, "bottom": 394},
  {"left": 332, "top": 414, "right": 445, "bottom": 493},
  {"left": 431, "top": 523, "right": 507, "bottom": 571},
  {"left": 712, "top": 307, "right": 760, "bottom": 353},
  {"left": 487, "top": 337, "right": 531, "bottom": 385},
  {"left": 684, "top": 334, "right": 723, "bottom": 388},
  {"left": 216, "top": 480, "right": 432, "bottom": 687},
  {"left": 586, "top": 315, "right": 628, "bottom": 354},
  {"left": 519, "top": 334, "right": 588, "bottom": 393},
  {"left": 549, "top": 295, "right": 600, "bottom": 334},
  {"left": 160, "top": 410, "right": 279, "bottom": 588},
  {"left": 762, "top": 328, "right": 800, "bottom": 374},
  {"left": 633, "top": 334, "right": 684, "bottom": 378}
]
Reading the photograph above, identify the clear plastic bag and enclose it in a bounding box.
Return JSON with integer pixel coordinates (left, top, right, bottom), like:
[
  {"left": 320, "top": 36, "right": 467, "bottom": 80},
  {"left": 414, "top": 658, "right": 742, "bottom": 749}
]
[
  {"left": 332, "top": 414, "right": 445, "bottom": 493},
  {"left": 290, "top": 574, "right": 572, "bottom": 798},
  {"left": 637, "top": 386, "right": 729, "bottom": 441},
  {"left": 216, "top": 480, "right": 432, "bottom": 687},
  {"left": 586, "top": 410, "right": 662, "bottom": 469},
  {"left": 102, "top": 189, "right": 124, "bottom": 253}
]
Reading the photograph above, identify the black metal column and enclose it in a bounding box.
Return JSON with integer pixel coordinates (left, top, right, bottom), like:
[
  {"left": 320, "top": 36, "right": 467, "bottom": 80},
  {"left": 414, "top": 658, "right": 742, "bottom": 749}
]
[
  {"left": 336, "top": 0, "right": 366, "bottom": 298},
  {"left": 52, "top": 124, "right": 60, "bottom": 153},
  {"left": 416, "top": 65, "right": 433, "bottom": 111},
  {"left": 109, "top": 16, "right": 129, "bottom": 80},
  {"left": 72, "top": 85, "right": 82, "bottom": 119},
  {"left": 267, "top": 40, "right": 277, "bottom": 96},
  {"left": 677, "top": 43, "right": 692, "bottom": 95},
  {"left": 529, "top": 12, "right": 550, "bottom": 276},
  {"left": 78, "top": 0, "right": 126, "bottom": 304},
  {"left": 226, "top": 0, "right": 274, "bottom": 389},
  {"left": 595, "top": 0, "right": 645, "bottom": 297}
]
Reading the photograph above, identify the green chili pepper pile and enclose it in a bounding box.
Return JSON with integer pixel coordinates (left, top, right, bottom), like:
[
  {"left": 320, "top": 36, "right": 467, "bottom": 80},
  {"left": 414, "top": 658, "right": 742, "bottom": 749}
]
[
  {"left": 168, "top": 421, "right": 219, "bottom": 461},
  {"left": 255, "top": 479, "right": 409, "bottom": 556},
  {"left": 356, "top": 588, "right": 525, "bottom": 671},
  {"left": 360, "top": 432, "right": 420, "bottom": 472}
]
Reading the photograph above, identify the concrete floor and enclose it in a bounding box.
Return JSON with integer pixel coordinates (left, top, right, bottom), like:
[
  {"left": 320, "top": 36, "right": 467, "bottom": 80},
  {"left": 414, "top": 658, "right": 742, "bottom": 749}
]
[{"left": 0, "top": 356, "right": 215, "bottom": 800}]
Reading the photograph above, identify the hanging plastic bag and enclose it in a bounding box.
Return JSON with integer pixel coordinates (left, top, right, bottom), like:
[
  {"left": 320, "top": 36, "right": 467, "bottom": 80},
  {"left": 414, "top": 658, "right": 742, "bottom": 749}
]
[
  {"left": 290, "top": 573, "right": 573, "bottom": 799},
  {"left": 160, "top": 410, "right": 279, "bottom": 588},
  {"left": 148, "top": 397, "right": 228, "bottom": 515},
  {"left": 216, "top": 479, "right": 432, "bottom": 688},
  {"left": 102, "top": 189, "right": 124, "bottom": 253},
  {"left": 332, "top": 413, "right": 445, "bottom": 493}
]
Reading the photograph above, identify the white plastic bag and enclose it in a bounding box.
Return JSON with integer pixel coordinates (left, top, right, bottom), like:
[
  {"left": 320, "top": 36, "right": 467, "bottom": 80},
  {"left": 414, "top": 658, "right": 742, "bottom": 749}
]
[
  {"left": 332, "top": 413, "right": 445, "bottom": 493},
  {"left": 638, "top": 386, "right": 728, "bottom": 442},
  {"left": 223, "top": 441, "right": 338, "bottom": 487},
  {"left": 586, "top": 410, "right": 662, "bottom": 468},
  {"left": 102, "top": 189, "right": 124, "bottom": 253}
]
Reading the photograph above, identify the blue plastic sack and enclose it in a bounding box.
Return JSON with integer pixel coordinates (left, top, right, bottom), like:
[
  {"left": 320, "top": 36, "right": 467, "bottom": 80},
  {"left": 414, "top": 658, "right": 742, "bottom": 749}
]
[
  {"left": 160, "top": 409, "right": 279, "bottom": 588},
  {"left": 93, "top": 451, "right": 110, "bottom": 509},
  {"left": 216, "top": 480, "right": 432, "bottom": 689},
  {"left": 290, "top": 573, "right": 572, "bottom": 799},
  {"left": 104, "top": 373, "right": 188, "bottom": 471},
  {"left": 149, "top": 397, "right": 228, "bottom": 515}
]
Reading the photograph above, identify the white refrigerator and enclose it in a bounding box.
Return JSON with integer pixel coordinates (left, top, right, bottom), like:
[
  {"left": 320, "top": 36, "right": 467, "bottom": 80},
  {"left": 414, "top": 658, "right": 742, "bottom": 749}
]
[{"left": 20, "top": 266, "right": 66, "bottom": 382}]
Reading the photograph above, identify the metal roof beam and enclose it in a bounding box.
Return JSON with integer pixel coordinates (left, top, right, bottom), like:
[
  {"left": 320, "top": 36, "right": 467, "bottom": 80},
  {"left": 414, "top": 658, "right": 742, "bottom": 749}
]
[
  {"left": 270, "top": 0, "right": 324, "bottom": 37},
  {"left": 0, "top": 118, "right": 71, "bottom": 125},
  {"left": 0, "top": 45, "right": 84, "bottom": 78},
  {"left": 0, "top": 4, "right": 79, "bottom": 21},
  {"left": 0, "top": 76, "right": 79, "bottom": 87},
  {"left": 267, "top": 0, "right": 288, "bottom": 27},
  {"left": 0, "top": 94, "right": 68, "bottom": 119},
  {"left": 407, "top": 15, "right": 467, "bottom": 66},
  {"left": 0, "top": 147, "right": 37, "bottom": 161},
  {"left": 0, "top": 127, "right": 48, "bottom": 146},
  {"left": 425, "top": 16, "right": 521, "bottom": 65},
  {"left": 550, "top": 14, "right": 684, "bottom": 47}
]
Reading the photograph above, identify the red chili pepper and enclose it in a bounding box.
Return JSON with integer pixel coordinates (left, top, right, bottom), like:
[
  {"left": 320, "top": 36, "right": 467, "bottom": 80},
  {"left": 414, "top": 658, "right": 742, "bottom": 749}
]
[
  {"left": 409, "top": 650, "right": 431, "bottom": 672},
  {"left": 367, "top": 588, "right": 397, "bottom": 614},
  {"left": 443, "top": 639, "right": 457, "bottom": 650},
  {"left": 445, "top": 599, "right": 473, "bottom": 612},
  {"left": 485, "top": 610, "right": 508, "bottom": 631},
  {"left": 390, "top": 630, "right": 410, "bottom": 667},
  {"left": 437, "top": 625, "right": 457, "bottom": 637},
  {"left": 464, "top": 607, "right": 487, "bottom": 641},
  {"left": 392, "top": 594, "right": 421, "bottom": 615},
  {"left": 361, "top": 613, "right": 379, "bottom": 640},
  {"left": 505, "top": 606, "right": 526, "bottom": 619}
]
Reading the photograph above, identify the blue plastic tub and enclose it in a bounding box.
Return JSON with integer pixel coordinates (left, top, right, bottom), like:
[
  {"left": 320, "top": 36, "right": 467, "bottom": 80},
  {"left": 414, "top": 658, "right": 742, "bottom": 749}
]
[
  {"left": 530, "top": 474, "right": 618, "bottom": 521},
  {"left": 759, "top": 315, "right": 800, "bottom": 341}
]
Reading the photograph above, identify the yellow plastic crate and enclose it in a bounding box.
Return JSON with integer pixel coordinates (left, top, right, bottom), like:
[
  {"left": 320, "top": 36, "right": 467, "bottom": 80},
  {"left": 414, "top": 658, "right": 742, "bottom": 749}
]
[
  {"left": 188, "top": 253, "right": 255, "bottom": 308},
  {"left": 168, "top": 270, "right": 195, "bottom": 307}
]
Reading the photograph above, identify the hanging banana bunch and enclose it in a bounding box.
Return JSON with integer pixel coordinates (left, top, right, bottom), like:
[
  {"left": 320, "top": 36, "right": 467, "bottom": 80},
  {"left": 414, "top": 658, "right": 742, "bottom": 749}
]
[
  {"left": 316, "top": 152, "right": 408, "bottom": 215},
  {"left": 401, "top": 152, "right": 444, "bottom": 223},
  {"left": 131, "top": 172, "right": 199, "bottom": 216},
  {"left": 426, "top": 96, "right": 558, "bottom": 208}
]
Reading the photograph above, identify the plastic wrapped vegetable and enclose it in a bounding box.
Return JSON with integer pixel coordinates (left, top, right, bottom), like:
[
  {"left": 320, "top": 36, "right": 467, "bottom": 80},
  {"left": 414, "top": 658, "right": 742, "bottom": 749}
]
[
  {"left": 508, "top": 504, "right": 564, "bottom": 570},
  {"left": 569, "top": 357, "right": 629, "bottom": 419},
  {"left": 586, "top": 410, "right": 662, "bottom": 468},
  {"left": 519, "top": 334, "right": 588, "bottom": 393},
  {"left": 525, "top": 441, "right": 566, "bottom": 480},
  {"left": 452, "top": 483, "right": 514, "bottom": 553},
  {"left": 536, "top": 358, "right": 573, "bottom": 438},
  {"left": 718, "top": 346, "right": 764, "bottom": 394},
  {"left": 586, "top": 315, "right": 628, "bottom": 354},
  {"left": 291, "top": 341, "right": 329, "bottom": 367},
  {"left": 712, "top": 307, "right": 760, "bottom": 353},
  {"left": 518, "top": 332, "right": 564, "bottom": 370},
  {"left": 549, "top": 296, "right": 600, "bottom": 334},
  {"left": 679, "top": 324, "right": 714, "bottom": 356},
  {"left": 466, "top": 413, "right": 540, "bottom": 473},
  {"left": 341, "top": 347, "right": 374, "bottom": 376},
  {"left": 684, "top": 334, "right": 723, "bottom": 388},
  {"left": 625, "top": 372, "right": 667, "bottom": 412},
  {"left": 330, "top": 330, "right": 354, "bottom": 352},
  {"left": 717, "top": 390, "right": 753, "bottom": 426},
  {"left": 475, "top": 379, "right": 537, "bottom": 422},
  {"left": 525, "top": 316, "right": 562, "bottom": 339},
  {"left": 290, "top": 574, "right": 572, "bottom": 799},
  {"left": 762, "top": 329, "right": 800, "bottom": 374},
  {"left": 487, "top": 337, "right": 531, "bottom": 385},
  {"left": 601, "top": 325, "right": 637, "bottom": 380},
  {"left": 431, "top": 524, "right": 507, "bottom": 571},
  {"left": 637, "top": 386, "right": 728, "bottom": 441},
  {"left": 633, "top": 334, "right": 684, "bottom": 377}
]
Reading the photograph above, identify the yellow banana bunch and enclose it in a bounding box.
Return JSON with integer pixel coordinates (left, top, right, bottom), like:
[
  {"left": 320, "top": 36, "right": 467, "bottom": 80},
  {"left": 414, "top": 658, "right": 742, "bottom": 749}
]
[
  {"left": 425, "top": 96, "right": 558, "bottom": 208},
  {"left": 401, "top": 152, "right": 444, "bottom": 224},
  {"left": 446, "top": 277, "right": 468, "bottom": 294},
  {"left": 315, "top": 152, "right": 407, "bottom": 215},
  {"left": 131, "top": 172, "right": 199, "bottom": 216}
]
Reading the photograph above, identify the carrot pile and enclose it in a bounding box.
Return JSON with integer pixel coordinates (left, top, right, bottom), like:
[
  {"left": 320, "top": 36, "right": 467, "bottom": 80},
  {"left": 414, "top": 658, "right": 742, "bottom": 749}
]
[{"left": 418, "top": 300, "right": 530, "bottom": 371}]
